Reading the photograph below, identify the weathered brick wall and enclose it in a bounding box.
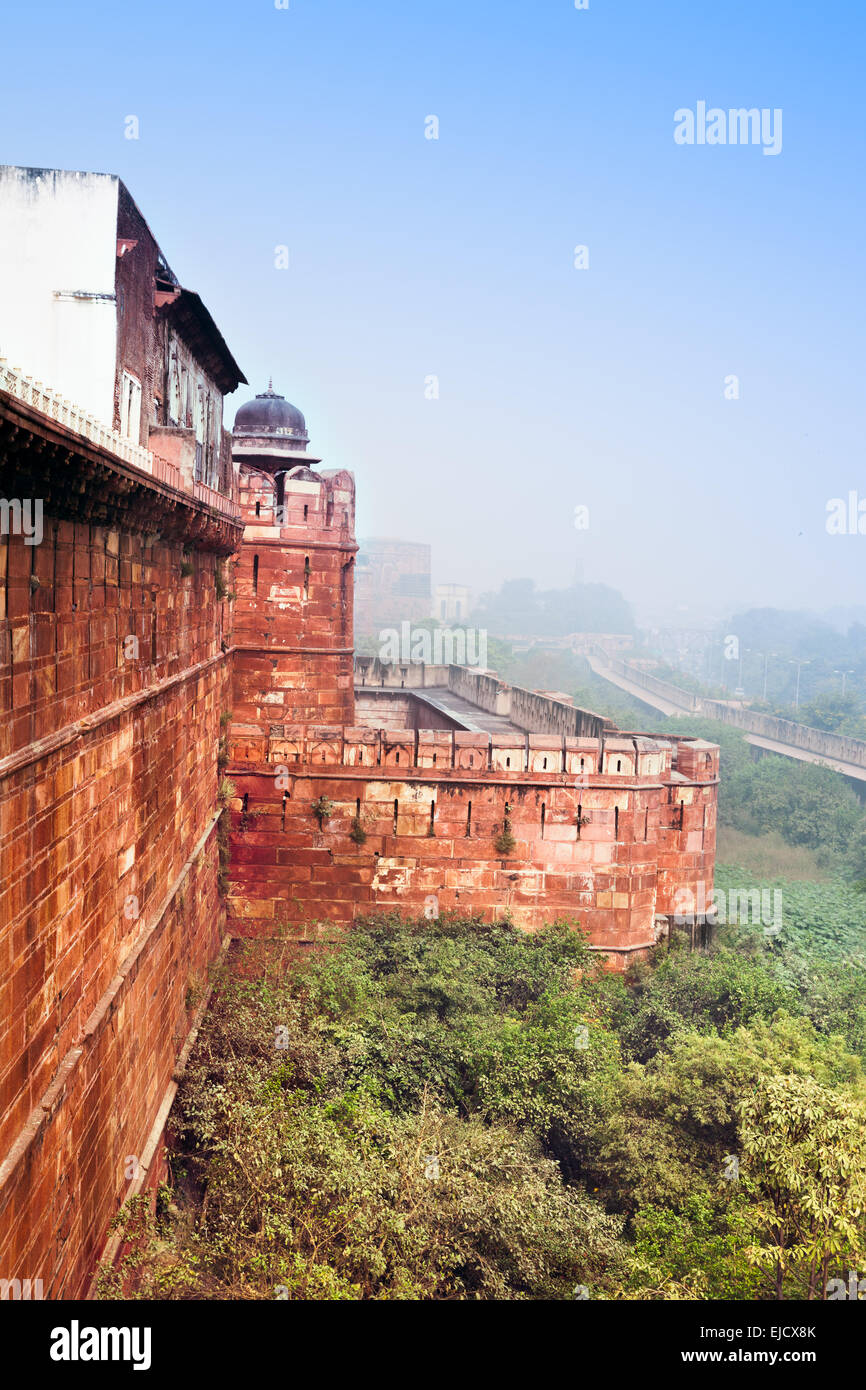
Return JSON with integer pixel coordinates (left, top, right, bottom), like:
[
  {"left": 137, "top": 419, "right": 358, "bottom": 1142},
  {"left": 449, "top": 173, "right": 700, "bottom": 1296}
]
[
  {"left": 0, "top": 495, "right": 233, "bottom": 1295},
  {"left": 224, "top": 726, "right": 718, "bottom": 967}
]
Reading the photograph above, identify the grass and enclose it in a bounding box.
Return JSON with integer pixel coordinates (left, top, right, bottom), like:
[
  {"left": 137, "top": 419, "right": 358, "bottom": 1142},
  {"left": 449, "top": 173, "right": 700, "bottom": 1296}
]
[{"left": 716, "top": 826, "right": 829, "bottom": 881}]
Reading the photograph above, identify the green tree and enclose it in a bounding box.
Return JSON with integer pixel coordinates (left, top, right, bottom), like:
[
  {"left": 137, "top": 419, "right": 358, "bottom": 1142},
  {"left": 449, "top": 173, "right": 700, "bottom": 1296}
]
[{"left": 738, "top": 1073, "right": 866, "bottom": 1298}]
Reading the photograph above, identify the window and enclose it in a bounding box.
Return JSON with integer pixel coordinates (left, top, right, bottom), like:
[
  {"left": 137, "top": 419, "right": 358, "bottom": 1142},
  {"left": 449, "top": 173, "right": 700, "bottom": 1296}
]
[
  {"left": 120, "top": 371, "right": 142, "bottom": 442},
  {"left": 168, "top": 356, "right": 181, "bottom": 424}
]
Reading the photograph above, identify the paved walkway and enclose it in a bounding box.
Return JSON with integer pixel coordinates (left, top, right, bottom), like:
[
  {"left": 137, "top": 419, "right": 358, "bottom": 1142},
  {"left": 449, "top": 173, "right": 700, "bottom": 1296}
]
[
  {"left": 404, "top": 687, "right": 525, "bottom": 735},
  {"left": 357, "top": 685, "right": 524, "bottom": 735}
]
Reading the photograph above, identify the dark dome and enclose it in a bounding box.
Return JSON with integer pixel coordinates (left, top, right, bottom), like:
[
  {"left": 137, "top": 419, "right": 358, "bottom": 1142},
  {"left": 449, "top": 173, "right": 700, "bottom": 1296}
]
[{"left": 233, "top": 383, "right": 309, "bottom": 442}]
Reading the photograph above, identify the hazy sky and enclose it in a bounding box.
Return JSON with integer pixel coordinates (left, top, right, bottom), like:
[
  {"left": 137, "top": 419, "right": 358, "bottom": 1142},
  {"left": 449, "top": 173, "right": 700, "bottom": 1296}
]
[{"left": 2, "top": 0, "right": 864, "bottom": 624}]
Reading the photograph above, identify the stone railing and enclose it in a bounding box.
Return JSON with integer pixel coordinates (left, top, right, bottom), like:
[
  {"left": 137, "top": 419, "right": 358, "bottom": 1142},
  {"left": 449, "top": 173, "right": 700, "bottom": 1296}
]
[
  {"left": 0, "top": 355, "right": 239, "bottom": 520},
  {"left": 0, "top": 355, "right": 165, "bottom": 474},
  {"left": 193, "top": 479, "right": 237, "bottom": 517}
]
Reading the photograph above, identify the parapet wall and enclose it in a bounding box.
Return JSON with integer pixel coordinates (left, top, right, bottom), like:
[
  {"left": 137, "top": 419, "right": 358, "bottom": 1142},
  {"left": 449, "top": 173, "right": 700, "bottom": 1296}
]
[
  {"left": 355, "top": 656, "right": 451, "bottom": 688},
  {"left": 225, "top": 722, "right": 719, "bottom": 967},
  {"left": 354, "top": 658, "right": 617, "bottom": 740}
]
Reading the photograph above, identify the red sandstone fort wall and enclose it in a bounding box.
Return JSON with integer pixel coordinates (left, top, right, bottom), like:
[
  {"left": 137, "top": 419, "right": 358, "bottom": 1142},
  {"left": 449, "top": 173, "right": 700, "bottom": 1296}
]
[
  {"left": 232, "top": 465, "right": 356, "bottom": 727},
  {"left": 0, "top": 420, "right": 237, "bottom": 1295},
  {"left": 224, "top": 724, "right": 718, "bottom": 966}
]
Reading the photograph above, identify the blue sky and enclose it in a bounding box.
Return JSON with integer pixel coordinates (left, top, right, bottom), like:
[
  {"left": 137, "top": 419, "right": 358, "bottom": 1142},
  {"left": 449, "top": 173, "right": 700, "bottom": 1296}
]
[{"left": 2, "top": 0, "right": 864, "bottom": 622}]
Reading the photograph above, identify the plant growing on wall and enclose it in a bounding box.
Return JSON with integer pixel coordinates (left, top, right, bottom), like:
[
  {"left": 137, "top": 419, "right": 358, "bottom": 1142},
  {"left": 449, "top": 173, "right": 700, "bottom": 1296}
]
[
  {"left": 494, "top": 809, "right": 517, "bottom": 856},
  {"left": 350, "top": 814, "right": 368, "bottom": 845},
  {"left": 218, "top": 777, "right": 236, "bottom": 805},
  {"left": 312, "top": 796, "right": 335, "bottom": 829}
]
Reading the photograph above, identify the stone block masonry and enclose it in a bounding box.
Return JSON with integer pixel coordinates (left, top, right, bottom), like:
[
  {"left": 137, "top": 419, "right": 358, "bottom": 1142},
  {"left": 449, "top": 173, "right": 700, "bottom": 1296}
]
[
  {"left": 225, "top": 723, "right": 718, "bottom": 967},
  {"left": 231, "top": 464, "right": 356, "bottom": 728},
  {"left": 227, "top": 393, "right": 719, "bottom": 974},
  {"left": 0, "top": 389, "right": 240, "bottom": 1296}
]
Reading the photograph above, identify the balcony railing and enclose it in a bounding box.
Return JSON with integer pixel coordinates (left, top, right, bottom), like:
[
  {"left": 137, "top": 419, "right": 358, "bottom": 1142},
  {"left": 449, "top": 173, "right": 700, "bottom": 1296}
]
[
  {"left": 0, "top": 355, "right": 240, "bottom": 521},
  {"left": 194, "top": 479, "right": 238, "bottom": 517}
]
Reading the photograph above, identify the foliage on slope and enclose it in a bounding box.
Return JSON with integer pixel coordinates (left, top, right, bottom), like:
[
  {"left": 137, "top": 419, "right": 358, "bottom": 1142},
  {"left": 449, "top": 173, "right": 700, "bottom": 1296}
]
[{"left": 99, "top": 911, "right": 866, "bottom": 1302}]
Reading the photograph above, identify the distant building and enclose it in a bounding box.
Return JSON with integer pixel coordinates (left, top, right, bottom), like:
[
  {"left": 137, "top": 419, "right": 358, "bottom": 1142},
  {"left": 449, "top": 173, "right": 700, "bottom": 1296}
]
[
  {"left": 432, "top": 583, "right": 472, "bottom": 623},
  {"left": 354, "top": 537, "right": 431, "bottom": 635},
  {"left": 0, "top": 165, "right": 246, "bottom": 496}
]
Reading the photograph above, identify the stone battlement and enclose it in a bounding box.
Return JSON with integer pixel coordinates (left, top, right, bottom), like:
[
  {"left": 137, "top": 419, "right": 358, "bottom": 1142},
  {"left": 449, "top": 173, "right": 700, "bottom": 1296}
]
[{"left": 229, "top": 719, "right": 718, "bottom": 784}]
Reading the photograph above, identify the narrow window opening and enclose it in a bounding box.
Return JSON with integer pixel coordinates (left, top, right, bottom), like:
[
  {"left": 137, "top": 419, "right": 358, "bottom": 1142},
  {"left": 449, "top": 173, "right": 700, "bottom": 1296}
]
[
  {"left": 281, "top": 791, "right": 288, "bottom": 830},
  {"left": 255, "top": 500, "right": 260, "bottom": 517},
  {"left": 466, "top": 801, "right": 472, "bottom": 837},
  {"left": 540, "top": 803, "right": 546, "bottom": 838},
  {"left": 679, "top": 802, "right": 684, "bottom": 830},
  {"left": 303, "top": 555, "right": 310, "bottom": 598},
  {"left": 644, "top": 807, "right": 648, "bottom": 841},
  {"left": 614, "top": 806, "right": 619, "bottom": 839},
  {"left": 428, "top": 800, "right": 435, "bottom": 835},
  {"left": 506, "top": 757, "right": 511, "bottom": 768},
  {"left": 303, "top": 503, "right": 308, "bottom": 520},
  {"left": 356, "top": 797, "right": 361, "bottom": 816},
  {"left": 616, "top": 759, "right": 622, "bottom": 772},
  {"left": 542, "top": 757, "right": 547, "bottom": 770},
  {"left": 432, "top": 753, "right": 437, "bottom": 766},
  {"left": 576, "top": 804, "right": 583, "bottom": 838},
  {"left": 393, "top": 799, "right": 399, "bottom": 836},
  {"left": 395, "top": 751, "right": 400, "bottom": 764},
  {"left": 580, "top": 757, "right": 585, "bottom": 770},
  {"left": 252, "top": 554, "right": 259, "bottom": 595},
  {"left": 242, "top": 793, "right": 249, "bottom": 816}
]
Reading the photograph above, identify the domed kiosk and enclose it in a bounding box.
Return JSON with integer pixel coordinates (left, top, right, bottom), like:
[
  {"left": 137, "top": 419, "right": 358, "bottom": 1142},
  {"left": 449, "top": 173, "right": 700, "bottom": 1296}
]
[{"left": 231, "top": 380, "right": 321, "bottom": 470}]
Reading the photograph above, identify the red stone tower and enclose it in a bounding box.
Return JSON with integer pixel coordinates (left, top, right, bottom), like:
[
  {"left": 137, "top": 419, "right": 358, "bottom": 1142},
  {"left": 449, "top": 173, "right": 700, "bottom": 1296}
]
[{"left": 230, "top": 384, "right": 356, "bottom": 727}]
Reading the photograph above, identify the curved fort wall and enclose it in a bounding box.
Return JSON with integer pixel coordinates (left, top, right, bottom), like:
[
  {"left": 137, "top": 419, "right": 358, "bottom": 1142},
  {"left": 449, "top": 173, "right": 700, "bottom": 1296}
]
[
  {"left": 224, "top": 722, "right": 718, "bottom": 966},
  {"left": 228, "top": 456, "right": 720, "bottom": 972}
]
